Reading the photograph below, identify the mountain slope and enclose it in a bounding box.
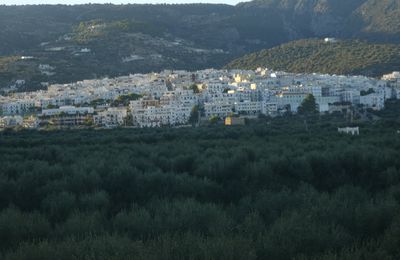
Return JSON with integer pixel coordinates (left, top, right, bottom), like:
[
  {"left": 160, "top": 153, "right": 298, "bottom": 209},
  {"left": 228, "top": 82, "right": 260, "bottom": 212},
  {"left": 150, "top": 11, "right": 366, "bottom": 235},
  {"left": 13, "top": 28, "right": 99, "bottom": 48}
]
[
  {"left": 237, "top": 0, "right": 400, "bottom": 41},
  {"left": 225, "top": 39, "right": 400, "bottom": 76},
  {"left": 2, "top": 1, "right": 400, "bottom": 57},
  {"left": 355, "top": 0, "right": 400, "bottom": 34},
  {"left": 1, "top": 1, "right": 400, "bottom": 90}
]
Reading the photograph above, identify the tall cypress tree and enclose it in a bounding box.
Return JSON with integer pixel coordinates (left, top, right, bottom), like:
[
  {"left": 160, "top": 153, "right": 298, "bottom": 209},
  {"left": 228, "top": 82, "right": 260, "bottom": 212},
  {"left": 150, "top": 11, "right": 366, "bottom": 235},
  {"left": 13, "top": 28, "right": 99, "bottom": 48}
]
[{"left": 298, "top": 94, "right": 318, "bottom": 115}]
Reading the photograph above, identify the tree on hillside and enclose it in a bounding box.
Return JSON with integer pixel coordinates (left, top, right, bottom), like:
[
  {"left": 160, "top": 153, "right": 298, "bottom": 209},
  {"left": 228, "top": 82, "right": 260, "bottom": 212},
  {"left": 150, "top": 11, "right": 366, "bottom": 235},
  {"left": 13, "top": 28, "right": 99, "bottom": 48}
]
[
  {"left": 298, "top": 94, "right": 318, "bottom": 115},
  {"left": 209, "top": 115, "right": 219, "bottom": 124},
  {"left": 189, "top": 84, "right": 200, "bottom": 94},
  {"left": 189, "top": 105, "right": 199, "bottom": 126}
]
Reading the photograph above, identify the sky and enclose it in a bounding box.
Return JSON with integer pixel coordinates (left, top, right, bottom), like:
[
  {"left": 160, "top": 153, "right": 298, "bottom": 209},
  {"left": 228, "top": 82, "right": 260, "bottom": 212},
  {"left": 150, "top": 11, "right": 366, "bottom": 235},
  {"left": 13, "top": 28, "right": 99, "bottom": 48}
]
[{"left": 2, "top": 0, "right": 245, "bottom": 5}]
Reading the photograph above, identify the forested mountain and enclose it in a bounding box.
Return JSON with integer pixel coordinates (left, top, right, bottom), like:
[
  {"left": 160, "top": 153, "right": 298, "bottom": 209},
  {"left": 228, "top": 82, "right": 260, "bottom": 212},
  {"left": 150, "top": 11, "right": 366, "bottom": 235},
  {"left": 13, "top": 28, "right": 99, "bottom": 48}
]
[
  {"left": 1, "top": 0, "right": 400, "bottom": 90},
  {"left": 1, "top": 110, "right": 400, "bottom": 259},
  {"left": 225, "top": 39, "right": 400, "bottom": 76}
]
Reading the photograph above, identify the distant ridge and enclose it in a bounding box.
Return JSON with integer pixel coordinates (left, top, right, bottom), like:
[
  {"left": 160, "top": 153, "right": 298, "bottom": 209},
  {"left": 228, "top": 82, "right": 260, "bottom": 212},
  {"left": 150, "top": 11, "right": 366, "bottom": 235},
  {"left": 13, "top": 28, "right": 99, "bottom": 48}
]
[{"left": 2, "top": 1, "right": 400, "bottom": 90}]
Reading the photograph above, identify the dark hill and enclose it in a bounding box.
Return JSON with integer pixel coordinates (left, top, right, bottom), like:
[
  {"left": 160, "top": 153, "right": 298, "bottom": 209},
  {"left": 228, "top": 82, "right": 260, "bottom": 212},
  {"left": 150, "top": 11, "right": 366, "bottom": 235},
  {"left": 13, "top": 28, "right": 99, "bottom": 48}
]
[
  {"left": 225, "top": 39, "right": 400, "bottom": 76},
  {"left": 1, "top": 1, "right": 400, "bottom": 90}
]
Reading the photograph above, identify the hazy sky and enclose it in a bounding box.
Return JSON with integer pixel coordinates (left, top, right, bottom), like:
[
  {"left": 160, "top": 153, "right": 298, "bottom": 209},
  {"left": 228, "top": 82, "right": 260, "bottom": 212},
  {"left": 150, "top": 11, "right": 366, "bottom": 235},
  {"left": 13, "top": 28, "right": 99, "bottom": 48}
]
[{"left": 2, "top": 0, "right": 245, "bottom": 5}]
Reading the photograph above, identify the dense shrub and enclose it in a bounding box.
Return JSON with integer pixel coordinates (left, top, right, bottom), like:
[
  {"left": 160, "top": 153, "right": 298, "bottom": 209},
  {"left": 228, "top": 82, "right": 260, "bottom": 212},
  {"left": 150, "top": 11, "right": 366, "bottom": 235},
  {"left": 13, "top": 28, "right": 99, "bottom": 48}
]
[{"left": 1, "top": 113, "right": 400, "bottom": 259}]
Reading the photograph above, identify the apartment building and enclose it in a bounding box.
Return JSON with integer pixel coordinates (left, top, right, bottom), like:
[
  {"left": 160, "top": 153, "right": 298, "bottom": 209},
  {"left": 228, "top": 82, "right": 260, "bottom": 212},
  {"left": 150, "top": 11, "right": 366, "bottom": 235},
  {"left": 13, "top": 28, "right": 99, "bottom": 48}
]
[{"left": 94, "top": 108, "right": 127, "bottom": 127}]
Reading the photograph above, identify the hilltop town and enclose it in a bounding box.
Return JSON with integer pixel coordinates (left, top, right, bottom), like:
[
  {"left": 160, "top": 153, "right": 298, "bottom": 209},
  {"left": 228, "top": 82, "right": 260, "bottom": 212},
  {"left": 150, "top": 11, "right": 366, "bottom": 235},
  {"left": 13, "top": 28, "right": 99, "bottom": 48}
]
[{"left": 1, "top": 68, "right": 400, "bottom": 130}]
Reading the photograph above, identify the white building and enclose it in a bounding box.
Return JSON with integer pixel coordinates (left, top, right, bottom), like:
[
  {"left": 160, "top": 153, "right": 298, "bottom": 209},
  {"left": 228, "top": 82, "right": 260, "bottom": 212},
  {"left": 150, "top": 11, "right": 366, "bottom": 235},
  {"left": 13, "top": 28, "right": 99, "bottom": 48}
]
[
  {"left": 324, "top": 38, "right": 338, "bottom": 43},
  {"left": 94, "top": 108, "right": 127, "bottom": 127},
  {"left": 342, "top": 90, "right": 360, "bottom": 105},
  {"left": 41, "top": 106, "right": 94, "bottom": 116},
  {"left": 316, "top": 96, "right": 341, "bottom": 113},
  {"left": 130, "top": 99, "right": 192, "bottom": 127},
  {"left": 205, "top": 81, "right": 230, "bottom": 93},
  {"left": 271, "top": 93, "right": 308, "bottom": 113},
  {"left": 234, "top": 101, "right": 261, "bottom": 115},
  {"left": 338, "top": 127, "right": 359, "bottom": 135},
  {"left": 382, "top": 71, "right": 400, "bottom": 81},
  {"left": 0, "top": 67, "right": 395, "bottom": 127},
  {"left": 1, "top": 100, "right": 36, "bottom": 115},
  {"left": 204, "top": 102, "right": 233, "bottom": 118},
  {"left": 261, "top": 101, "right": 278, "bottom": 116},
  {"left": 359, "top": 93, "right": 385, "bottom": 110}
]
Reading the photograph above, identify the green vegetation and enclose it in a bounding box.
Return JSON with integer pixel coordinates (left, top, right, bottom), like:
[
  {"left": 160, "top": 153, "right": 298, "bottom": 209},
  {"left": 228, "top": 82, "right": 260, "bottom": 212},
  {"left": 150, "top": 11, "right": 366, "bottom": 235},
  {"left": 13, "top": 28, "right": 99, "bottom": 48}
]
[
  {"left": 370, "top": 99, "right": 400, "bottom": 121},
  {"left": 0, "top": 56, "right": 19, "bottom": 71},
  {"left": 90, "top": 99, "right": 110, "bottom": 107},
  {"left": 188, "top": 83, "right": 200, "bottom": 94},
  {"left": 111, "top": 93, "right": 142, "bottom": 107},
  {"left": 0, "top": 5, "right": 236, "bottom": 91},
  {"left": 354, "top": 0, "right": 400, "bottom": 35},
  {"left": 238, "top": 0, "right": 400, "bottom": 39},
  {"left": 361, "top": 88, "right": 376, "bottom": 96},
  {"left": 1, "top": 108, "right": 400, "bottom": 258},
  {"left": 2, "top": 1, "right": 400, "bottom": 91},
  {"left": 46, "top": 104, "right": 58, "bottom": 109},
  {"left": 298, "top": 94, "right": 318, "bottom": 115},
  {"left": 73, "top": 19, "right": 163, "bottom": 44},
  {"left": 209, "top": 115, "right": 219, "bottom": 124},
  {"left": 189, "top": 105, "right": 200, "bottom": 125},
  {"left": 0, "top": 56, "right": 45, "bottom": 92},
  {"left": 73, "top": 20, "right": 106, "bottom": 44},
  {"left": 226, "top": 39, "right": 400, "bottom": 77}
]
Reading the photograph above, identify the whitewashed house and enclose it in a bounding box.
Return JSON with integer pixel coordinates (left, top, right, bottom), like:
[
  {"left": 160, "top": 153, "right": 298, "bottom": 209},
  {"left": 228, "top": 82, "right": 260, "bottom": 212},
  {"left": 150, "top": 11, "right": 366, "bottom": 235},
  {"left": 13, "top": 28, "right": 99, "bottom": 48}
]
[
  {"left": 261, "top": 101, "right": 278, "bottom": 116},
  {"left": 359, "top": 93, "right": 385, "bottom": 110},
  {"left": 271, "top": 93, "right": 308, "bottom": 113},
  {"left": 204, "top": 102, "right": 233, "bottom": 118},
  {"left": 41, "top": 106, "right": 94, "bottom": 116},
  {"left": 1, "top": 100, "right": 36, "bottom": 115},
  {"left": 94, "top": 108, "right": 127, "bottom": 127},
  {"left": 234, "top": 101, "right": 262, "bottom": 115}
]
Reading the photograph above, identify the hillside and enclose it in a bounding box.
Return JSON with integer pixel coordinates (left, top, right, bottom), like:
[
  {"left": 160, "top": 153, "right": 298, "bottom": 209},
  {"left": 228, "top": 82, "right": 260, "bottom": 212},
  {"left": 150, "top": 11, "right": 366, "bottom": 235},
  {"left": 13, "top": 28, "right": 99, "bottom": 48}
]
[
  {"left": 1, "top": 1, "right": 400, "bottom": 90},
  {"left": 0, "top": 4, "right": 238, "bottom": 92},
  {"left": 225, "top": 39, "right": 400, "bottom": 76},
  {"left": 237, "top": 0, "right": 400, "bottom": 41}
]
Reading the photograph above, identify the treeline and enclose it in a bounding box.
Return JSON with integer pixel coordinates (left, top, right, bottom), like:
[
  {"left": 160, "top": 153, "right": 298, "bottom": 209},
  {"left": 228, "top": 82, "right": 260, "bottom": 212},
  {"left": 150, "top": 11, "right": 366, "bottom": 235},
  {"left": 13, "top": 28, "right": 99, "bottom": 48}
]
[
  {"left": 225, "top": 39, "right": 400, "bottom": 77},
  {"left": 1, "top": 114, "right": 400, "bottom": 259}
]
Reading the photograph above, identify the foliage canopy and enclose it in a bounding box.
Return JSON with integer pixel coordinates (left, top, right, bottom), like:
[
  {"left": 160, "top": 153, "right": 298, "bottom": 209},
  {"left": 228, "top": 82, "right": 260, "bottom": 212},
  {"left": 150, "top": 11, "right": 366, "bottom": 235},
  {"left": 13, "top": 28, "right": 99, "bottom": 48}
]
[
  {"left": 226, "top": 39, "right": 400, "bottom": 77},
  {"left": 1, "top": 109, "right": 400, "bottom": 259}
]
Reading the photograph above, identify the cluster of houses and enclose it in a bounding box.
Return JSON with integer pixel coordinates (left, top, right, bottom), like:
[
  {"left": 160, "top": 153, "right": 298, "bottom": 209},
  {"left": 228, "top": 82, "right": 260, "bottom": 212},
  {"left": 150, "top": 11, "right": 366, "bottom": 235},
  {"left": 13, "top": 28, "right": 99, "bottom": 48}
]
[{"left": 0, "top": 68, "right": 398, "bottom": 129}]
